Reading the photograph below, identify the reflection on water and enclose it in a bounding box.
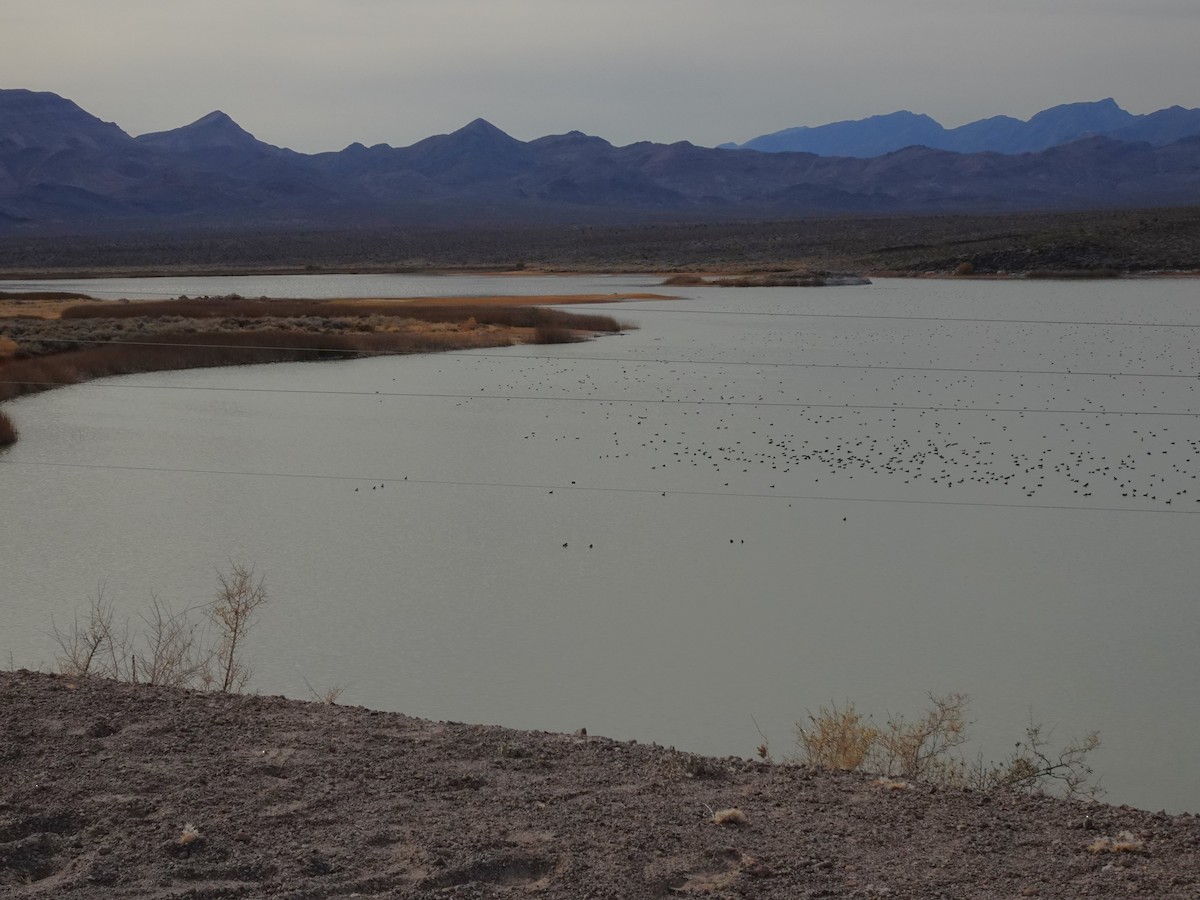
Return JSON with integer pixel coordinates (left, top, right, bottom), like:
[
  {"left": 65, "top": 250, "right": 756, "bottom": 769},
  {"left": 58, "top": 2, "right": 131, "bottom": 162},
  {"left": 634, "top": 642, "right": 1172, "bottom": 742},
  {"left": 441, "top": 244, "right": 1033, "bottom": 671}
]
[{"left": 2, "top": 275, "right": 1198, "bottom": 812}]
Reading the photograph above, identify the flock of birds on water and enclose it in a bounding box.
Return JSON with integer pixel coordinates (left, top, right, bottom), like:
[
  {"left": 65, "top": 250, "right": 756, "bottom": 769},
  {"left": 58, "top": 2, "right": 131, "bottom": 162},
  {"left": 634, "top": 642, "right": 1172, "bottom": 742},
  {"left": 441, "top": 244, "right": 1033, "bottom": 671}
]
[{"left": 385, "top": 283, "right": 1199, "bottom": 514}]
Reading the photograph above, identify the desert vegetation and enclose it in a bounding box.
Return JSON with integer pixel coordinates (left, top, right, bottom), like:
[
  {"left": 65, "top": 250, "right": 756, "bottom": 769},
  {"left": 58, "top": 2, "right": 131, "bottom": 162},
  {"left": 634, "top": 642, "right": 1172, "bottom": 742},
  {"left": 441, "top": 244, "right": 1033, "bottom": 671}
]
[
  {"left": 53, "top": 296, "right": 630, "bottom": 328},
  {"left": 50, "top": 563, "right": 269, "bottom": 693},
  {"left": 3, "top": 206, "right": 1199, "bottom": 277},
  {"left": 0, "top": 289, "right": 91, "bottom": 301},
  {"left": 0, "top": 295, "right": 627, "bottom": 447},
  {"left": 787, "top": 693, "right": 1102, "bottom": 799}
]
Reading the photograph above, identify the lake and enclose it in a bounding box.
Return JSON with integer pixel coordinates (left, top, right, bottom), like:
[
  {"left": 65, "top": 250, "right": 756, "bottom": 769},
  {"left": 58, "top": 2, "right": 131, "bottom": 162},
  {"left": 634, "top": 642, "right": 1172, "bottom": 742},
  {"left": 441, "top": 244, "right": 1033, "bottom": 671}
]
[{"left": 2, "top": 273, "right": 1197, "bottom": 813}]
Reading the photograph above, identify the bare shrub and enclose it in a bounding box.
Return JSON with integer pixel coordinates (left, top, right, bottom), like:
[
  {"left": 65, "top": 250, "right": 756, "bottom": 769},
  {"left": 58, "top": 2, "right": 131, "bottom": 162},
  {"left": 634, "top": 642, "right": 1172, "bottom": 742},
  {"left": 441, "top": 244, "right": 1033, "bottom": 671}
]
[
  {"left": 868, "top": 692, "right": 971, "bottom": 784},
  {"left": 53, "top": 590, "right": 208, "bottom": 687},
  {"left": 302, "top": 678, "right": 347, "bottom": 705},
  {"left": 209, "top": 563, "right": 269, "bottom": 693},
  {"left": 50, "top": 563, "right": 270, "bottom": 694},
  {"left": 130, "top": 595, "right": 209, "bottom": 688},
  {"left": 971, "top": 719, "right": 1103, "bottom": 799},
  {"left": 50, "top": 589, "right": 125, "bottom": 678},
  {"left": 793, "top": 693, "right": 1102, "bottom": 799},
  {"left": 660, "top": 749, "right": 727, "bottom": 781}
]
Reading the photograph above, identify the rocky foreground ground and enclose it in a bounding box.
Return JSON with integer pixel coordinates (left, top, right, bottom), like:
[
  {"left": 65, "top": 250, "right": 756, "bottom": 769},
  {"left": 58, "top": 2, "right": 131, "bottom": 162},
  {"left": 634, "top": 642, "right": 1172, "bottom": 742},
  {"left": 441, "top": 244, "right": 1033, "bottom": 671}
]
[{"left": 1, "top": 671, "right": 1197, "bottom": 899}]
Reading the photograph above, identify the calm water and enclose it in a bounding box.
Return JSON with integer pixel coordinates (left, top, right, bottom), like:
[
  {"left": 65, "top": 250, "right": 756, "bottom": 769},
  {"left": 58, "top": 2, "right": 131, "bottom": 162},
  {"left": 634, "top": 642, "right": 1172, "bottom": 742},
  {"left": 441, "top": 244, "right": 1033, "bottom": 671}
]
[{"left": 2, "top": 274, "right": 1198, "bottom": 812}]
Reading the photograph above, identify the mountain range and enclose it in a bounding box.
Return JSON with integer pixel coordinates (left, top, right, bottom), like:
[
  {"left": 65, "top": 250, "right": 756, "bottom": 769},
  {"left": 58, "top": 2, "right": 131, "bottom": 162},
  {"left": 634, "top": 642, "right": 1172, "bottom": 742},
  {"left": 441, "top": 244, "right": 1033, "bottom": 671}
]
[
  {"left": 722, "top": 99, "right": 1200, "bottom": 157},
  {"left": 3, "top": 89, "right": 1200, "bottom": 231}
]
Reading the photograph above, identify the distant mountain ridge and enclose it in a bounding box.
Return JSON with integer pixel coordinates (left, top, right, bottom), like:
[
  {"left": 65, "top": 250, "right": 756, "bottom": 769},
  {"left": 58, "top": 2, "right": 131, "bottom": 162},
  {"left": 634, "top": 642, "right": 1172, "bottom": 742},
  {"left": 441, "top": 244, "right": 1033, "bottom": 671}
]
[
  {"left": 136, "top": 111, "right": 274, "bottom": 152},
  {"left": 3, "top": 89, "right": 1200, "bottom": 230},
  {"left": 724, "top": 99, "right": 1200, "bottom": 157}
]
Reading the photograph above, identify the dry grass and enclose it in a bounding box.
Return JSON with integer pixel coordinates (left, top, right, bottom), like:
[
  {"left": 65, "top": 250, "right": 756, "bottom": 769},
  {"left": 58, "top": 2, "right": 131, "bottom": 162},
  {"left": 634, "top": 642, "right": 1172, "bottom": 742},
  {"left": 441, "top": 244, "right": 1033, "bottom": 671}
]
[
  {"left": 794, "top": 693, "right": 1102, "bottom": 799},
  {"left": 0, "top": 290, "right": 95, "bottom": 320},
  {"left": 0, "top": 290, "right": 92, "bottom": 301},
  {"left": 795, "top": 701, "right": 878, "bottom": 771},
  {"left": 58, "top": 297, "right": 630, "bottom": 331},
  {"left": 531, "top": 324, "right": 584, "bottom": 344},
  {"left": 0, "top": 296, "right": 630, "bottom": 447},
  {"left": 710, "top": 808, "right": 748, "bottom": 827},
  {"left": 0, "top": 330, "right": 492, "bottom": 404},
  {"left": 1087, "top": 831, "right": 1145, "bottom": 853}
]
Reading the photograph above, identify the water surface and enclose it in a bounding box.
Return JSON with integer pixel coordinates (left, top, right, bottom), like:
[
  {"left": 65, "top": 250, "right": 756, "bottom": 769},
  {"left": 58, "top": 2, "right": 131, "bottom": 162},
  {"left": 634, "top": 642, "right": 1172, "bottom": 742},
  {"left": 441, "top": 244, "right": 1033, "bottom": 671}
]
[{"left": 2, "top": 274, "right": 1197, "bottom": 812}]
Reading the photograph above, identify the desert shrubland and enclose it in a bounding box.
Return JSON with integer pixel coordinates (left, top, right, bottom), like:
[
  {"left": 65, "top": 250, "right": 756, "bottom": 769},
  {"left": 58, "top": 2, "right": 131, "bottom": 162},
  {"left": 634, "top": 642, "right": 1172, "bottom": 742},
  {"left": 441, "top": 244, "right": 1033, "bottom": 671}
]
[
  {"left": 793, "top": 693, "right": 1102, "bottom": 799},
  {"left": 50, "top": 563, "right": 269, "bottom": 694}
]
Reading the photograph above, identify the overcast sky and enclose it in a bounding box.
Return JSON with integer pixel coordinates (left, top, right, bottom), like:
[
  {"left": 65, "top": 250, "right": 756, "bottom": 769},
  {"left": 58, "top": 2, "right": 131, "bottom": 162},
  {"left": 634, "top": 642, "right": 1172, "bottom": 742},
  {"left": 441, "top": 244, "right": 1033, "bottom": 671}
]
[{"left": 6, "top": 1, "right": 1198, "bottom": 153}]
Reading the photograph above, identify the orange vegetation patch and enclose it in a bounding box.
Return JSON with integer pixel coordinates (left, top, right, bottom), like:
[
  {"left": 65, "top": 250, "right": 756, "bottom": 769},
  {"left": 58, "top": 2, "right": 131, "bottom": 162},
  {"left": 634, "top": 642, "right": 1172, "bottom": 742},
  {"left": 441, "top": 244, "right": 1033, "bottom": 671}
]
[
  {"left": 0, "top": 299, "right": 99, "bottom": 319},
  {"left": 339, "top": 293, "right": 674, "bottom": 308},
  {"left": 0, "top": 290, "right": 100, "bottom": 318}
]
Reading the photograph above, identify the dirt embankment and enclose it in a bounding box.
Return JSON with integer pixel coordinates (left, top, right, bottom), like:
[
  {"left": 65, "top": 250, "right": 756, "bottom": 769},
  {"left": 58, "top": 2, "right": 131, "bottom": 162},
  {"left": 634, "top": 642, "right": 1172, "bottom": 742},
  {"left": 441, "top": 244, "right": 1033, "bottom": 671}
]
[{"left": 1, "top": 671, "right": 1197, "bottom": 899}]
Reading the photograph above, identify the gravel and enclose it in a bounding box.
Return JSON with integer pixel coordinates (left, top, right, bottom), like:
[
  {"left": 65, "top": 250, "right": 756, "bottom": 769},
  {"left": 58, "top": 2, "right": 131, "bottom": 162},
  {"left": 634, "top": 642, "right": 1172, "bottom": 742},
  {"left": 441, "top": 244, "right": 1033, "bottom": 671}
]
[{"left": 2, "top": 671, "right": 1197, "bottom": 898}]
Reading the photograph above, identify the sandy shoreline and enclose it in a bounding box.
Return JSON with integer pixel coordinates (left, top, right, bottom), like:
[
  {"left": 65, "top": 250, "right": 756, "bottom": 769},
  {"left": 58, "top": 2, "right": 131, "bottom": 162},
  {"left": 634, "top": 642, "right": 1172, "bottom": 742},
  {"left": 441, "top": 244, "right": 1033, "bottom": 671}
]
[{"left": 2, "top": 670, "right": 1197, "bottom": 899}]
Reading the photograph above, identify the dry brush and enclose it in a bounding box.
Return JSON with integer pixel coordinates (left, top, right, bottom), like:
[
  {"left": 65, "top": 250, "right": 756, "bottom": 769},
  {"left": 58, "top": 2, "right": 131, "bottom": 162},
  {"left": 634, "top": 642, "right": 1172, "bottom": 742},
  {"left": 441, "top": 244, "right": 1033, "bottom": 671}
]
[
  {"left": 50, "top": 563, "right": 270, "bottom": 694},
  {"left": 792, "top": 693, "right": 1102, "bottom": 800}
]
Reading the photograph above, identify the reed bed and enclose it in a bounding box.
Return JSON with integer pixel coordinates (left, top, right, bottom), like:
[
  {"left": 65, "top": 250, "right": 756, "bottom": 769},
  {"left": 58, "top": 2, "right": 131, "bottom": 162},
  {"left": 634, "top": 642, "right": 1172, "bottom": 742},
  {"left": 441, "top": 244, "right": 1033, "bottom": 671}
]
[
  {"left": 531, "top": 325, "right": 585, "bottom": 344},
  {"left": 0, "top": 410, "right": 16, "bottom": 446},
  {"left": 0, "top": 300, "right": 628, "bottom": 447},
  {"left": 60, "top": 297, "right": 625, "bottom": 332},
  {"left": 0, "top": 329, "right": 517, "bottom": 404},
  {"left": 0, "top": 290, "right": 93, "bottom": 301}
]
